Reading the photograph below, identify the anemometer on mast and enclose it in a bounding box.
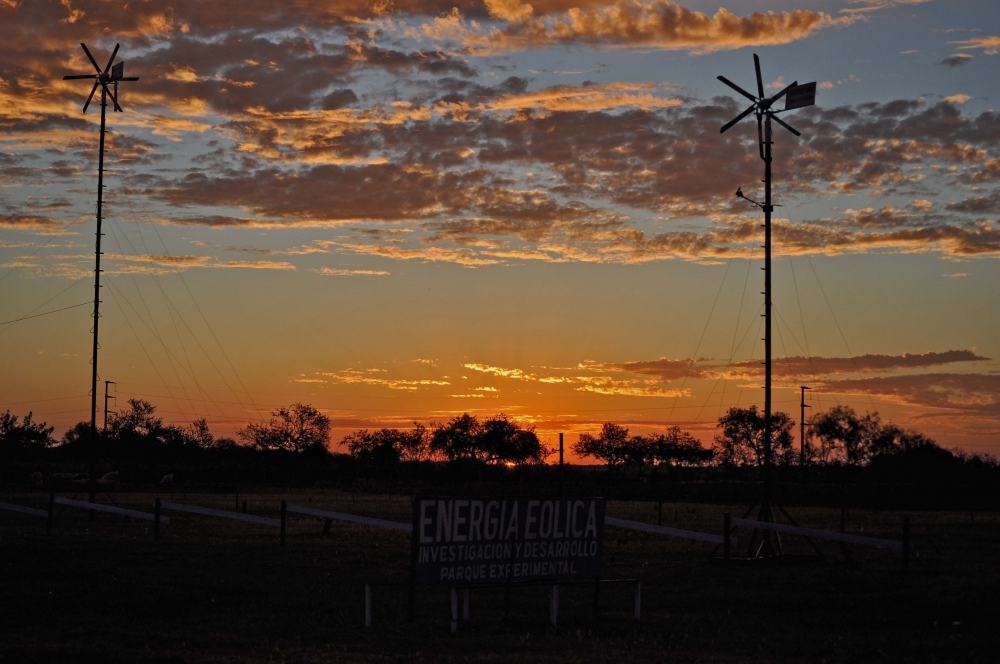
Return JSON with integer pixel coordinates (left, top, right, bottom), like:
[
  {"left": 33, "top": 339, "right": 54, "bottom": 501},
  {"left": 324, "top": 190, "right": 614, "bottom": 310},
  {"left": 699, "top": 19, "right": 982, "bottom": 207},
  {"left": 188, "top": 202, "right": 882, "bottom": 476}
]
[
  {"left": 63, "top": 43, "right": 139, "bottom": 508},
  {"left": 718, "top": 54, "right": 815, "bottom": 559}
]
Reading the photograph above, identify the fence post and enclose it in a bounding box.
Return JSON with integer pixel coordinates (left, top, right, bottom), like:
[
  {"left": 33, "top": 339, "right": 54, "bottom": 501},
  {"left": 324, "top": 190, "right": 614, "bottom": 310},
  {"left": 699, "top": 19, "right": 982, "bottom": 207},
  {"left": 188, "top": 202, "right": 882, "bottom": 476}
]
[
  {"left": 723, "top": 512, "right": 731, "bottom": 563},
  {"left": 901, "top": 516, "right": 910, "bottom": 573},
  {"left": 550, "top": 584, "right": 559, "bottom": 627},
  {"left": 323, "top": 519, "right": 332, "bottom": 536},
  {"left": 241, "top": 500, "right": 247, "bottom": 514},
  {"left": 46, "top": 491, "right": 55, "bottom": 536},
  {"left": 462, "top": 588, "right": 470, "bottom": 620},
  {"left": 634, "top": 581, "right": 641, "bottom": 620},
  {"left": 450, "top": 586, "right": 458, "bottom": 633},
  {"left": 364, "top": 584, "right": 372, "bottom": 628},
  {"left": 153, "top": 497, "right": 161, "bottom": 541},
  {"left": 280, "top": 500, "right": 286, "bottom": 546}
]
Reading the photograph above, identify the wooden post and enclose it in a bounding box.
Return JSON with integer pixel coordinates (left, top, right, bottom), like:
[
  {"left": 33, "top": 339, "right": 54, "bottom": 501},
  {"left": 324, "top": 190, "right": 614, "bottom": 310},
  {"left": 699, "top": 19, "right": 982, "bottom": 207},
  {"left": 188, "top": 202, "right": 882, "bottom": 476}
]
[
  {"left": 323, "top": 519, "right": 332, "bottom": 536},
  {"left": 450, "top": 586, "right": 458, "bottom": 633},
  {"left": 462, "top": 588, "right": 470, "bottom": 620},
  {"left": 723, "top": 512, "right": 731, "bottom": 563},
  {"left": 634, "top": 581, "right": 641, "bottom": 620},
  {"left": 549, "top": 584, "right": 559, "bottom": 627},
  {"left": 153, "top": 497, "right": 161, "bottom": 541},
  {"left": 364, "top": 584, "right": 372, "bottom": 628},
  {"left": 46, "top": 491, "right": 55, "bottom": 536},
  {"left": 901, "top": 516, "right": 910, "bottom": 573},
  {"left": 280, "top": 500, "right": 286, "bottom": 546},
  {"left": 241, "top": 500, "right": 247, "bottom": 514}
]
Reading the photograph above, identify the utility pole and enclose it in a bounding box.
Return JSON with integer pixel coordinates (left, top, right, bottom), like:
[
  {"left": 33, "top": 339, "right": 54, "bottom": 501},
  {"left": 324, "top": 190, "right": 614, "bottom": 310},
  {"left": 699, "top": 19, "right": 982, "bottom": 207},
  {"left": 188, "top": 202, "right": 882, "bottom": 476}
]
[
  {"left": 800, "top": 386, "right": 811, "bottom": 466},
  {"left": 104, "top": 381, "right": 116, "bottom": 431},
  {"left": 558, "top": 433, "right": 564, "bottom": 497},
  {"left": 64, "top": 43, "right": 139, "bottom": 509},
  {"left": 718, "top": 55, "right": 815, "bottom": 557}
]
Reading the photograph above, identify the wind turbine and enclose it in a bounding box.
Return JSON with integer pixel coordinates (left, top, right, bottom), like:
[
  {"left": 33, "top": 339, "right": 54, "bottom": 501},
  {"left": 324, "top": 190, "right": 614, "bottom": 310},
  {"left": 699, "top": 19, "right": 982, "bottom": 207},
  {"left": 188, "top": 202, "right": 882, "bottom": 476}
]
[
  {"left": 718, "top": 54, "right": 815, "bottom": 558},
  {"left": 63, "top": 43, "right": 139, "bottom": 510}
]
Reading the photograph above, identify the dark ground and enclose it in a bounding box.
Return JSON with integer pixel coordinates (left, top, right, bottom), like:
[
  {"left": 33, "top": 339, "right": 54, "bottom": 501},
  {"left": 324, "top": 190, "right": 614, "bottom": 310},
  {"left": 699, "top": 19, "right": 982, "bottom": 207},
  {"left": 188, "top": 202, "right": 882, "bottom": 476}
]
[{"left": 1, "top": 489, "right": 997, "bottom": 663}]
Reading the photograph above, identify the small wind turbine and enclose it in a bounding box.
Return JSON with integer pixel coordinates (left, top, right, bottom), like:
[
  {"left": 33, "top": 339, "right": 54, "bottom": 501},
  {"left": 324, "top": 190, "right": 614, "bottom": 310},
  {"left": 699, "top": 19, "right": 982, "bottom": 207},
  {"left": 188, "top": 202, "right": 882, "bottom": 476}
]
[
  {"left": 63, "top": 43, "right": 139, "bottom": 510},
  {"left": 717, "top": 54, "right": 815, "bottom": 558}
]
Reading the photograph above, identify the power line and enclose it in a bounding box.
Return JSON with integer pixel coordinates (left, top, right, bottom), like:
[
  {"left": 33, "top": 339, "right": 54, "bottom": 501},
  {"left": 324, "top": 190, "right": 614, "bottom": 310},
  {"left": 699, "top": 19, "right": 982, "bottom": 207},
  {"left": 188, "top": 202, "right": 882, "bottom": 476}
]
[
  {"left": 107, "top": 150, "right": 261, "bottom": 419},
  {"left": 0, "top": 301, "right": 91, "bottom": 327},
  {"left": 0, "top": 275, "right": 89, "bottom": 337}
]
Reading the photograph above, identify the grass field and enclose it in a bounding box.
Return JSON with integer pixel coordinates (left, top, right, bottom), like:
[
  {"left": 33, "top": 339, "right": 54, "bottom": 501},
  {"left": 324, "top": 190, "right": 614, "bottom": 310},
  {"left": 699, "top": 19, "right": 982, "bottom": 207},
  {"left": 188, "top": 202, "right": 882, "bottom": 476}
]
[{"left": 2, "top": 489, "right": 997, "bottom": 663}]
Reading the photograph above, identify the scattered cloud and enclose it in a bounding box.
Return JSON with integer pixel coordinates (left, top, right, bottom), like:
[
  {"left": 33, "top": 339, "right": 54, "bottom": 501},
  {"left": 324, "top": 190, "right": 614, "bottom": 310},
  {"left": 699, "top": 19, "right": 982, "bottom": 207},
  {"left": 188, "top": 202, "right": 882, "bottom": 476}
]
[
  {"left": 940, "top": 54, "right": 973, "bottom": 67},
  {"left": 315, "top": 268, "right": 390, "bottom": 276},
  {"left": 943, "top": 94, "right": 972, "bottom": 104},
  {"left": 950, "top": 36, "right": 1000, "bottom": 55}
]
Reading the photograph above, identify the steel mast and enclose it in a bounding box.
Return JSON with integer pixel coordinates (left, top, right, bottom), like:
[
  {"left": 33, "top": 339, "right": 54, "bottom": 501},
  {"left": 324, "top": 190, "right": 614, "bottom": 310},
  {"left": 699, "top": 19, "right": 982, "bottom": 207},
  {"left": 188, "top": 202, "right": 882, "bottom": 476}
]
[{"left": 63, "top": 43, "right": 139, "bottom": 506}]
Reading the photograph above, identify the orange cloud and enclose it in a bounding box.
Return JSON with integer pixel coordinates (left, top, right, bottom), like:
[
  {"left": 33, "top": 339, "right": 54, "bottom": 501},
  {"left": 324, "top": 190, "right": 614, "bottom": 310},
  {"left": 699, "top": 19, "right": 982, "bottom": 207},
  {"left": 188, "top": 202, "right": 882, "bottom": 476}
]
[
  {"left": 412, "top": 1, "right": 844, "bottom": 54},
  {"left": 950, "top": 36, "right": 1000, "bottom": 55}
]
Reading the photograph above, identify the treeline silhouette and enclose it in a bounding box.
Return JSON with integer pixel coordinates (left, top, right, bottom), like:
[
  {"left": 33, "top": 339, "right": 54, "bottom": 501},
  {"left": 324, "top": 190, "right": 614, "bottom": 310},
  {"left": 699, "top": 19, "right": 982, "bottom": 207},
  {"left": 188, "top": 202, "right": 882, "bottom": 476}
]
[{"left": 2, "top": 400, "right": 997, "bottom": 510}]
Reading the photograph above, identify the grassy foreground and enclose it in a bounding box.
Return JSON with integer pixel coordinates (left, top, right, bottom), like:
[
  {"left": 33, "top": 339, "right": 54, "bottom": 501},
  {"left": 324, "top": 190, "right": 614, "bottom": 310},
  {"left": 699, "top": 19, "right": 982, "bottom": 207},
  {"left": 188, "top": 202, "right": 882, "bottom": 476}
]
[{"left": 1, "top": 489, "right": 996, "bottom": 663}]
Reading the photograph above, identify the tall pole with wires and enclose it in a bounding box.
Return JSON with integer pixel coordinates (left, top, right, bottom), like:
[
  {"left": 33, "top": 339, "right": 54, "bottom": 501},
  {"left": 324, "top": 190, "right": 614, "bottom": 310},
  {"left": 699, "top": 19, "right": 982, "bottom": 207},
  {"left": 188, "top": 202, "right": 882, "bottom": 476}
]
[
  {"left": 104, "top": 380, "right": 116, "bottom": 431},
  {"left": 800, "top": 385, "right": 811, "bottom": 466},
  {"left": 63, "top": 43, "right": 139, "bottom": 506},
  {"left": 717, "top": 55, "right": 815, "bottom": 556}
]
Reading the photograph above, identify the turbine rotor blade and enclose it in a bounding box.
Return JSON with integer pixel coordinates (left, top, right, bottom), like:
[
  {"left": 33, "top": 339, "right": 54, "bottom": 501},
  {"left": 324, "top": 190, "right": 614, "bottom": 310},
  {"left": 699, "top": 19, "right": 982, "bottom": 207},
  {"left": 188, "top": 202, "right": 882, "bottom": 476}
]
[
  {"left": 117, "top": 77, "right": 139, "bottom": 81},
  {"left": 771, "top": 113, "right": 801, "bottom": 137},
  {"left": 110, "top": 84, "right": 123, "bottom": 112},
  {"left": 82, "top": 80, "right": 99, "bottom": 114},
  {"left": 64, "top": 74, "right": 97, "bottom": 80},
  {"left": 80, "top": 43, "right": 102, "bottom": 73},
  {"left": 754, "top": 53, "right": 764, "bottom": 99},
  {"left": 720, "top": 104, "right": 756, "bottom": 134},
  {"left": 104, "top": 43, "right": 121, "bottom": 74},
  {"left": 717, "top": 75, "right": 757, "bottom": 102}
]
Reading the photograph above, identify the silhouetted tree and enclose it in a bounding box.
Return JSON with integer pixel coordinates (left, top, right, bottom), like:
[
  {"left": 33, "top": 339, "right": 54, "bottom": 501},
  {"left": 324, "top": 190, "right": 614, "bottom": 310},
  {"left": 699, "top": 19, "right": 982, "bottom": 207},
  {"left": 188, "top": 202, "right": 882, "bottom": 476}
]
[
  {"left": 183, "top": 418, "right": 214, "bottom": 449},
  {"left": 344, "top": 424, "right": 427, "bottom": 466},
  {"left": 573, "top": 422, "right": 633, "bottom": 472},
  {"left": 427, "top": 413, "right": 547, "bottom": 465},
  {"left": 0, "top": 411, "right": 54, "bottom": 460},
  {"left": 810, "top": 406, "right": 946, "bottom": 466},
  {"left": 641, "top": 427, "right": 714, "bottom": 469},
  {"left": 237, "top": 403, "right": 330, "bottom": 453},
  {"left": 478, "top": 414, "right": 548, "bottom": 465},
  {"left": 430, "top": 413, "right": 481, "bottom": 461},
  {"left": 714, "top": 406, "right": 795, "bottom": 467}
]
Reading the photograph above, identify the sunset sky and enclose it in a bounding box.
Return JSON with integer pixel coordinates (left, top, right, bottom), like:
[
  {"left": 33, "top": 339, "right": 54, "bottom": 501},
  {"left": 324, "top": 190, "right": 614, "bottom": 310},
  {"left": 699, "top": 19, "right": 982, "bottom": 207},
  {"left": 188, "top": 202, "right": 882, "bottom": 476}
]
[{"left": 1, "top": 0, "right": 998, "bottom": 459}]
